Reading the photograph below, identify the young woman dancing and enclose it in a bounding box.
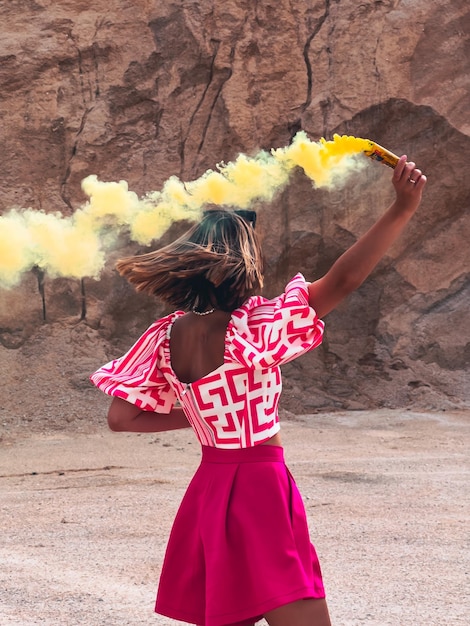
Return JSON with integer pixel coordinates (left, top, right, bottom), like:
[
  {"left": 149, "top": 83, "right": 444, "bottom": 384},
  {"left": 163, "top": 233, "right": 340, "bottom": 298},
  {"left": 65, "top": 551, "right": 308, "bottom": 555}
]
[{"left": 91, "top": 156, "right": 426, "bottom": 626}]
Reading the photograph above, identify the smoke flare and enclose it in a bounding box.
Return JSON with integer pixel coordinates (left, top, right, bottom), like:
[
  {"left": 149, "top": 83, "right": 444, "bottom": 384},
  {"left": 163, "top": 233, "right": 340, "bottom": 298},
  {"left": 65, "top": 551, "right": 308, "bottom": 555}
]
[{"left": 0, "top": 133, "right": 388, "bottom": 288}]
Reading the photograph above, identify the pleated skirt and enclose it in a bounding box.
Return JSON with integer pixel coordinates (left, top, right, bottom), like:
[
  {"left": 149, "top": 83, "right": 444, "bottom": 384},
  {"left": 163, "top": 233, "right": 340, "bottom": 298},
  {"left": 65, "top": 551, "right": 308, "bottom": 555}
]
[{"left": 155, "top": 444, "right": 325, "bottom": 626}]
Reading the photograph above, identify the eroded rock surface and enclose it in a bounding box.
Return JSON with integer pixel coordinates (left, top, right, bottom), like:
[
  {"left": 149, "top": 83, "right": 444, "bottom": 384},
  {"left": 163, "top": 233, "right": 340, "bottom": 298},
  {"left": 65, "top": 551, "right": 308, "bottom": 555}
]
[{"left": 1, "top": 0, "right": 469, "bottom": 424}]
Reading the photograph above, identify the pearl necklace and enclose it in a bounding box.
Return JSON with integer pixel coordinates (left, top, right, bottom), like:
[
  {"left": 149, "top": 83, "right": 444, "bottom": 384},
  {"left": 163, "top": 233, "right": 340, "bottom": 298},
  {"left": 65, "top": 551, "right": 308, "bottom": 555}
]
[{"left": 192, "top": 308, "right": 215, "bottom": 316}]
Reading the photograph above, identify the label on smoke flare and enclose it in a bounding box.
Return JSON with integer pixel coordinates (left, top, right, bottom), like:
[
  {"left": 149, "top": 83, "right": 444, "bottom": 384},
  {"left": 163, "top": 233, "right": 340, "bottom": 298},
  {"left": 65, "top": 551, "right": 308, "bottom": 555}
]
[{"left": 363, "top": 141, "right": 399, "bottom": 169}]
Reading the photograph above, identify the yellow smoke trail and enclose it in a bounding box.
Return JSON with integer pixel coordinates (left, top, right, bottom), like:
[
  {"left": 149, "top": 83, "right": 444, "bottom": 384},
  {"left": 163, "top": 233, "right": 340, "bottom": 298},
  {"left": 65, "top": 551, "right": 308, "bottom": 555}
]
[{"left": 0, "top": 133, "right": 387, "bottom": 288}]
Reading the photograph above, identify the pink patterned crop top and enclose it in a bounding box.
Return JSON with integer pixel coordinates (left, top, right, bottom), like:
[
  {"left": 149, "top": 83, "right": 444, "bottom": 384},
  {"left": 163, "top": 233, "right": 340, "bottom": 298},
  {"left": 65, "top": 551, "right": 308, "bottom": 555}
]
[{"left": 90, "top": 274, "right": 324, "bottom": 449}]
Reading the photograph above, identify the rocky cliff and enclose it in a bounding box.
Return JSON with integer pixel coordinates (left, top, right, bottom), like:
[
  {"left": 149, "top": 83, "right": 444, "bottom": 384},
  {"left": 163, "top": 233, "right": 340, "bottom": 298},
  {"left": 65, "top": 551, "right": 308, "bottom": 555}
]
[{"left": 1, "top": 0, "right": 469, "bottom": 430}]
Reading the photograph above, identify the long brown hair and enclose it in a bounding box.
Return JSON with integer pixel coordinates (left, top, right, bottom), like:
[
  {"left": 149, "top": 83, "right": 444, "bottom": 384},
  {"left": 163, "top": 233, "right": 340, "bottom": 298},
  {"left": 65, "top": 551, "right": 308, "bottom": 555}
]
[{"left": 116, "top": 208, "right": 264, "bottom": 311}]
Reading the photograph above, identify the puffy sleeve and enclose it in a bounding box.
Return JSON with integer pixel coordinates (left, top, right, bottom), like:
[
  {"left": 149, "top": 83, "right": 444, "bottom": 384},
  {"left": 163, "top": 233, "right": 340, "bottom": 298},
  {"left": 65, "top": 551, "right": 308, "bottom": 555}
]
[
  {"left": 227, "top": 273, "right": 324, "bottom": 369},
  {"left": 90, "top": 315, "right": 177, "bottom": 413}
]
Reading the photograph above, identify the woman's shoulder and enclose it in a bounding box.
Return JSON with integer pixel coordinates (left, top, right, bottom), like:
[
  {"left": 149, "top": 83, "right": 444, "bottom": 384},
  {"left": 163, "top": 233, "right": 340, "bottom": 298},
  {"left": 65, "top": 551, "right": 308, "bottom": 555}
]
[
  {"left": 130, "top": 311, "right": 185, "bottom": 348},
  {"left": 233, "top": 273, "right": 311, "bottom": 320},
  {"left": 225, "top": 274, "right": 323, "bottom": 369},
  {"left": 149, "top": 310, "right": 186, "bottom": 329}
]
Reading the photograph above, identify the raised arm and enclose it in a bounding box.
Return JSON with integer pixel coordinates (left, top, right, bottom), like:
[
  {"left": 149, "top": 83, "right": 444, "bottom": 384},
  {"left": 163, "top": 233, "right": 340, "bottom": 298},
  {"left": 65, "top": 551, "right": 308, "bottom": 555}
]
[
  {"left": 309, "top": 156, "right": 427, "bottom": 318},
  {"left": 107, "top": 397, "right": 191, "bottom": 433}
]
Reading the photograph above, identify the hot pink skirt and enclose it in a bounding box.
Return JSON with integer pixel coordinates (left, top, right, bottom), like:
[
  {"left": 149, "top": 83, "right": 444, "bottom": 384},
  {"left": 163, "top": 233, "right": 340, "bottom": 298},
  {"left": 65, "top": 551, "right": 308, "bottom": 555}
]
[{"left": 155, "top": 445, "right": 325, "bottom": 626}]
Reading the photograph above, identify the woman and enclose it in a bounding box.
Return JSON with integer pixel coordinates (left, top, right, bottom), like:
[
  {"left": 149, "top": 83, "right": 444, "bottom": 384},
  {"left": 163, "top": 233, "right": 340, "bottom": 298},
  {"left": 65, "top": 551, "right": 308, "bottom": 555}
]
[{"left": 91, "top": 155, "right": 426, "bottom": 625}]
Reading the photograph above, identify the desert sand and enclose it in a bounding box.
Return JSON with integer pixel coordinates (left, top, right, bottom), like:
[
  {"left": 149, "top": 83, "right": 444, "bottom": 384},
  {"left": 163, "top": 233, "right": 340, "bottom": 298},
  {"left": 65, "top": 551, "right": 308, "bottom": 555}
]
[{"left": 0, "top": 409, "right": 468, "bottom": 625}]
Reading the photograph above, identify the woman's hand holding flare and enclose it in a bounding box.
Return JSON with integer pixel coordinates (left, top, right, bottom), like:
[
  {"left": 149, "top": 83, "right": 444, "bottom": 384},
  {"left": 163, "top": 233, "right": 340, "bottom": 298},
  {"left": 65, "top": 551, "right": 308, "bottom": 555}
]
[
  {"left": 308, "top": 155, "right": 427, "bottom": 318},
  {"left": 393, "top": 155, "right": 427, "bottom": 211}
]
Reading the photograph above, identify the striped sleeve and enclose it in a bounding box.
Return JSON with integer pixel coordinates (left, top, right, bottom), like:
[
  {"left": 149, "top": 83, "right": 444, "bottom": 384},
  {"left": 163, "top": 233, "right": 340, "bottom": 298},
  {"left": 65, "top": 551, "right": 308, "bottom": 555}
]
[
  {"left": 227, "top": 273, "right": 324, "bottom": 369},
  {"left": 90, "top": 315, "right": 177, "bottom": 413}
]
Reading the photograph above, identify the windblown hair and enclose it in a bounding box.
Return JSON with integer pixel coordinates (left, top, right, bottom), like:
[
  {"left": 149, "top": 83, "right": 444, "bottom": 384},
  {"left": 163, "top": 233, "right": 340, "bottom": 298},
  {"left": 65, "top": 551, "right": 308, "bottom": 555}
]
[{"left": 116, "top": 208, "right": 264, "bottom": 312}]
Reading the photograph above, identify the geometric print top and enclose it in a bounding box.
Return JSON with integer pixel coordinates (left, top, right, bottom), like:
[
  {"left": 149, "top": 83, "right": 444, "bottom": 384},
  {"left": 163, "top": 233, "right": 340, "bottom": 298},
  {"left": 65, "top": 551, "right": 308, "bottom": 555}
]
[{"left": 90, "top": 274, "right": 324, "bottom": 449}]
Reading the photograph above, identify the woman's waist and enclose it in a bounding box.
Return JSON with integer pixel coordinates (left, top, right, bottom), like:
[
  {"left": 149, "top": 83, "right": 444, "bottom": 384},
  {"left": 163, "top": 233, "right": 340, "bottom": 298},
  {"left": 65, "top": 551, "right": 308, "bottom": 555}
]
[{"left": 200, "top": 440, "right": 284, "bottom": 464}]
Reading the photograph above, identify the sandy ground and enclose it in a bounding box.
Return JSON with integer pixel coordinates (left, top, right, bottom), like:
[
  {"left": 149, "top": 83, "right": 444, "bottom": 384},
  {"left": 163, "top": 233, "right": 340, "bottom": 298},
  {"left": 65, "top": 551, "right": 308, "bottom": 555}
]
[{"left": 0, "top": 409, "right": 469, "bottom": 626}]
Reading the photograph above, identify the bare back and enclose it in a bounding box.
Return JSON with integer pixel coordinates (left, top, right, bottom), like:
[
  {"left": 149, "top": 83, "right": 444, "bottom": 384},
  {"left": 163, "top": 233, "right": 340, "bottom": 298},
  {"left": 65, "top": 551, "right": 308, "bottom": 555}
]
[
  {"left": 169, "top": 311, "right": 232, "bottom": 384},
  {"left": 170, "top": 309, "right": 283, "bottom": 447}
]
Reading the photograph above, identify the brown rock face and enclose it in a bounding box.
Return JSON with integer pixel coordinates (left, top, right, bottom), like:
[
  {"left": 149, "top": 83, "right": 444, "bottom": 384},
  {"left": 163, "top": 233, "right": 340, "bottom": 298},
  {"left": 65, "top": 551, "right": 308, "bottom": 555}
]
[{"left": 0, "top": 0, "right": 469, "bottom": 427}]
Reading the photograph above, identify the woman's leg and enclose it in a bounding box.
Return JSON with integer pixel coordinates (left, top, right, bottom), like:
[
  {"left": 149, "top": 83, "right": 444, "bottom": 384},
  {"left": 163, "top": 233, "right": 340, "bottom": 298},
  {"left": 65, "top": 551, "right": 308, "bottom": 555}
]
[{"left": 264, "top": 598, "right": 332, "bottom": 626}]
